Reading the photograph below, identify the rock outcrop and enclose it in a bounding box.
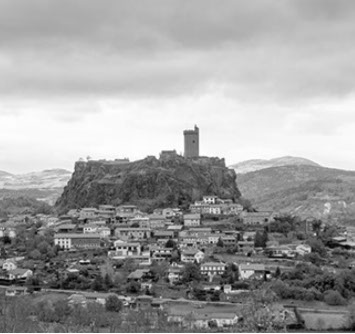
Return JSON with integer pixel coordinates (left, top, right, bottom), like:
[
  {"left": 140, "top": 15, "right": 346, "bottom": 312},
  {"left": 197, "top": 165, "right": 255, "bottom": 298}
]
[{"left": 55, "top": 155, "right": 241, "bottom": 213}]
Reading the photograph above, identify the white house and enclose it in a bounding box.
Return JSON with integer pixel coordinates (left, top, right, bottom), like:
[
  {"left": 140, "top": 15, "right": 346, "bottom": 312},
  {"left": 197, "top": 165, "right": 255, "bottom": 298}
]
[
  {"left": 239, "top": 263, "right": 266, "bottom": 280},
  {"left": 203, "top": 196, "right": 218, "bottom": 204},
  {"left": 181, "top": 249, "right": 204, "bottom": 263},
  {"left": 183, "top": 214, "right": 201, "bottom": 227},
  {"left": 200, "top": 262, "right": 226, "bottom": 281},
  {"left": 2, "top": 259, "right": 17, "bottom": 271},
  {"left": 295, "top": 244, "right": 312, "bottom": 256},
  {"left": 111, "top": 240, "right": 141, "bottom": 258}
]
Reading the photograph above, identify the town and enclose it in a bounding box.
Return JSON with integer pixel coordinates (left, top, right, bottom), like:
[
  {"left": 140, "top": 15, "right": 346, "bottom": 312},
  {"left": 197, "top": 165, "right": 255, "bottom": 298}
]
[{"left": 1, "top": 126, "right": 355, "bottom": 332}]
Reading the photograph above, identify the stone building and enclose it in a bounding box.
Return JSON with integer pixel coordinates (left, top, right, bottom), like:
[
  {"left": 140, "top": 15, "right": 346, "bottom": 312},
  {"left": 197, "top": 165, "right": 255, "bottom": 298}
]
[{"left": 184, "top": 125, "right": 199, "bottom": 158}]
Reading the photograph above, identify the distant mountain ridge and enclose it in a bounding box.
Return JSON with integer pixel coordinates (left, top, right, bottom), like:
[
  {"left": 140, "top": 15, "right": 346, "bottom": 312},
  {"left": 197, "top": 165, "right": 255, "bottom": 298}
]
[
  {"left": 0, "top": 168, "right": 72, "bottom": 205},
  {"left": 0, "top": 168, "right": 71, "bottom": 189},
  {"left": 229, "top": 156, "right": 321, "bottom": 174}
]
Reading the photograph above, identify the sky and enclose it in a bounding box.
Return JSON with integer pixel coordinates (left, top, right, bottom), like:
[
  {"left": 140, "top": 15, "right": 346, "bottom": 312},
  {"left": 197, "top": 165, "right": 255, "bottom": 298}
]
[{"left": 1, "top": 0, "right": 355, "bottom": 173}]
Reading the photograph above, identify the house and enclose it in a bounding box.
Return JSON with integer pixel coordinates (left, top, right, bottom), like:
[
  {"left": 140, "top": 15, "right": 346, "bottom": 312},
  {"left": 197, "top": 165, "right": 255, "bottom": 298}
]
[
  {"left": 116, "top": 205, "right": 138, "bottom": 215},
  {"left": 56, "top": 223, "right": 77, "bottom": 233},
  {"left": 266, "top": 245, "right": 296, "bottom": 259},
  {"left": 109, "top": 240, "right": 141, "bottom": 258},
  {"left": 83, "top": 224, "right": 98, "bottom": 234},
  {"left": 183, "top": 213, "right": 201, "bottom": 227},
  {"left": 167, "top": 264, "right": 183, "bottom": 284},
  {"left": 116, "top": 205, "right": 140, "bottom": 223},
  {"left": 167, "top": 225, "right": 183, "bottom": 238},
  {"left": 8, "top": 268, "right": 33, "bottom": 281},
  {"left": 127, "top": 269, "right": 151, "bottom": 282},
  {"left": 208, "top": 205, "right": 222, "bottom": 215},
  {"left": 68, "top": 294, "right": 87, "bottom": 307},
  {"left": 221, "top": 235, "right": 237, "bottom": 247},
  {"left": 97, "top": 205, "right": 116, "bottom": 219},
  {"left": 148, "top": 214, "right": 167, "bottom": 229},
  {"left": 208, "top": 234, "right": 220, "bottom": 244},
  {"left": 115, "top": 227, "right": 151, "bottom": 240},
  {"left": 242, "top": 231, "right": 256, "bottom": 241},
  {"left": 84, "top": 292, "right": 117, "bottom": 305},
  {"left": 2, "top": 259, "right": 17, "bottom": 271},
  {"left": 79, "top": 208, "right": 98, "bottom": 220},
  {"left": 97, "top": 226, "right": 111, "bottom": 238},
  {"left": 134, "top": 295, "right": 154, "bottom": 310},
  {"left": 179, "top": 236, "right": 198, "bottom": 248},
  {"left": 203, "top": 196, "right": 218, "bottom": 204},
  {"left": 153, "top": 230, "right": 174, "bottom": 240},
  {"left": 162, "top": 208, "right": 177, "bottom": 218},
  {"left": 5, "top": 286, "right": 28, "bottom": 297},
  {"left": 166, "top": 304, "right": 241, "bottom": 329},
  {"left": 237, "top": 241, "right": 254, "bottom": 254},
  {"left": 200, "top": 262, "right": 226, "bottom": 280},
  {"left": 127, "top": 270, "right": 145, "bottom": 282},
  {"left": 239, "top": 263, "right": 266, "bottom": 280},
  {"left": 128, "top": 217, "right": 150, "bottom": 228},
  {"left": 295, "top": 244, "right": 312, "bottom": 255},
  {"left": 241, "top": 211, "right": 274, "bottom": 226},
  {"left": 151, "top": 247, "right": 172, "bottom": 261},
  {"left": 54, "top": 233, "right": 101, "bottom": 250},
  {"left": 190, "top": 203, "right": 212, "bottom": 215},
  {"left": 181, "top": 249, "right": 204, "bottom": 263}
]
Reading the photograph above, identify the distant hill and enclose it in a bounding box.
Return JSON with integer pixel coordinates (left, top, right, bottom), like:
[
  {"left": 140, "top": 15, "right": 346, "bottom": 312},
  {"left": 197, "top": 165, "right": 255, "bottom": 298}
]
[
  {"left": 237, "top": 164, "right": 355, "bottom": 223},
  {"left": 229, "top": 156, "right": 320, "bottom": 174},
  {"left": 0, "top": 169, "right": 72, "bottom": 205}
]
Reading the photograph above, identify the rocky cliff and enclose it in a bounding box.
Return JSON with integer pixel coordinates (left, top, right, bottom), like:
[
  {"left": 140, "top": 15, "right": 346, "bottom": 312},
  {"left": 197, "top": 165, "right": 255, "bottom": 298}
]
[{"left": 55, "top": 155, "right": 241, "bottom": 213}]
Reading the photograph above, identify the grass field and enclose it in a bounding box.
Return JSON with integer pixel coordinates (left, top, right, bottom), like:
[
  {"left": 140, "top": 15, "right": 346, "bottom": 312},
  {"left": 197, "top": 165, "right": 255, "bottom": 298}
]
[{"left": 299, "top": 310, "right": 348, "bottom": 330}]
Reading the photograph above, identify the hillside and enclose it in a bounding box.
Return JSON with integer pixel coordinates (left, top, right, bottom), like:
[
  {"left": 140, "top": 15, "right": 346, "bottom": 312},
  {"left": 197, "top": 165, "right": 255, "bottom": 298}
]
[
  {"left": 229, "top": 156, "right": 320, "bottom": 174},
  {"left": 0, "top": 169, "right": 72, "bottom": 205},
  {"left": 237, "top": 164, "right": 355, "bottom": 223},
  {"left": 56, "top": 156, "right": 241, "bottom": 214},
  {"left": 0, "top": 196, "right": 54, "bottom": 219}
]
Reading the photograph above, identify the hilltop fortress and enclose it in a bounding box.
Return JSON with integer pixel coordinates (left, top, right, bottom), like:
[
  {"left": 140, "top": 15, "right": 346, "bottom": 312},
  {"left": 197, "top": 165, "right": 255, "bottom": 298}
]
[{"left": 56, "top": 126, "right": 240, "bottom": 213}]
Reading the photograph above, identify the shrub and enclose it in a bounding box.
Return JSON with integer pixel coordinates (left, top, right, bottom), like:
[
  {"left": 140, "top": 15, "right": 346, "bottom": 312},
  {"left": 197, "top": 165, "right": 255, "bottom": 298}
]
[
  {"left": 105, "top": 295, "right": 123, "bottom": 312},
  {"left": 324, "top": 290, "right": 347, "bottom": 306}
]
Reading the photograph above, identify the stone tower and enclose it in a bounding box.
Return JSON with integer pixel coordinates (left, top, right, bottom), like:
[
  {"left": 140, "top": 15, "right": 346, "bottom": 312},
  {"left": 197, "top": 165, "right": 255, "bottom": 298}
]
[{"left": 184, "top": 125, "right": 199, "bottom": 158}]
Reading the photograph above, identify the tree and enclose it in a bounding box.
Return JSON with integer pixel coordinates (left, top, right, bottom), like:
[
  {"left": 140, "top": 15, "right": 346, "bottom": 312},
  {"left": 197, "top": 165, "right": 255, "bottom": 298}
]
[
  {"left": 254, "top": 230, "right": 268, "bottom": 248},
  {"left": 312, "top": 220, "right": 322, "bottom": 236},
  {"left": 217, "top": 238, "right": 224, "bottom": 248},
  {"left": 105, "top": 295, "right": 123, "bottom": 312},
  {"left": 275, "top": 267, "right": 281, "bottom": 278},
  {"left": 91, "top": 275, "right": 105, "bottom": 291},
  {"left": 29, "top": 249, "right": 42, "bottom": 260},
  {"left": 181, "top": 263, "right": 201, "bottom": 283},
  {"left": 126, "top": 281, "right": 141, "bottom": 293},
  {"left": 165, "top": 239, "right": 176, "bottom": 248},
  {"left": 324, "top": 290, "right": 346, "bottom": 306},
  {"left": 104, "top": 273, "right": 113, "bottom": 290},
  {"left": 1, "top": 236, "right": 11, "bottom": 244},
  {"left": 308, "top": 238, "right": 327, "bottom": 257}
]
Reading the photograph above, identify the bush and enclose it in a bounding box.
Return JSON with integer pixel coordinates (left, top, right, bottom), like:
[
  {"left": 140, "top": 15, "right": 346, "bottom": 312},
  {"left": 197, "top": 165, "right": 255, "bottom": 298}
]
[
  {"left": 324, "top": 290, "right": 347, "bottom": 306},
  {"left": 105, "top": 295, "right": 123, "bottom": 312}
]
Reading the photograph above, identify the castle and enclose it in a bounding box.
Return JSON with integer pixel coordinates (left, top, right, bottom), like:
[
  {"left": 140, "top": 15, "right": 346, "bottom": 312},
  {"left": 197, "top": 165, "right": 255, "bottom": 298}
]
[
  {"left": 183, "top": 125, "right": 199, "bottom": 158},
  {"left": 159, "top": 125, "right": 200, "bottom": 159}
]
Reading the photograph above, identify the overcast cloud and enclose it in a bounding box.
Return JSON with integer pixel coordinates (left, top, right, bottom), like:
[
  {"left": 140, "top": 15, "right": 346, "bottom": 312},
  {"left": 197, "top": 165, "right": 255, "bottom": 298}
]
[{"left": 1, "top": 0, "right": 355, "bottom": 173}]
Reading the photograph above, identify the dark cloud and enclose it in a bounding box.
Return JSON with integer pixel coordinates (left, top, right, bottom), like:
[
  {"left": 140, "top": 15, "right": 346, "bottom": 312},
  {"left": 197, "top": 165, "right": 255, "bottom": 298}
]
[{"left": 1, "top": 0, "right": 355, "bottom": 101}]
